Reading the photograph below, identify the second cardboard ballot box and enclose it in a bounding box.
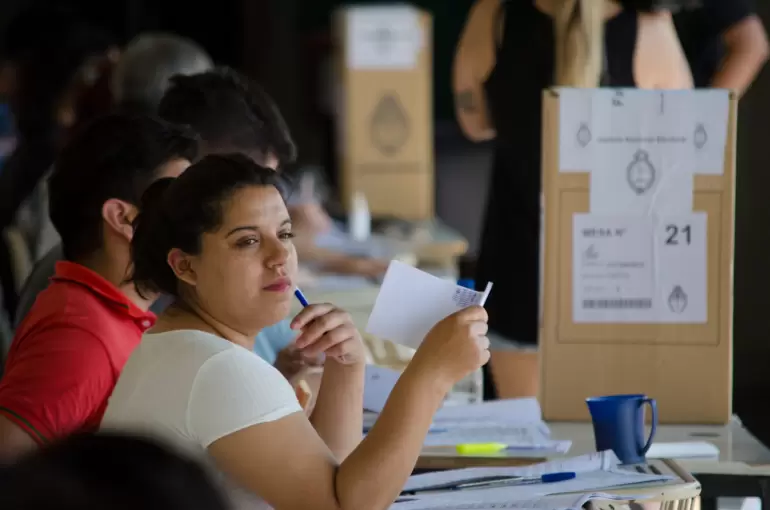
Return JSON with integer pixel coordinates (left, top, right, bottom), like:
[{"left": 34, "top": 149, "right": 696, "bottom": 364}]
[
  {"left": 333, "top": 5, "right": 434, "bottom": 220},
  {"left": 539, "top": 88, "right": 736, "bottom": 424}
]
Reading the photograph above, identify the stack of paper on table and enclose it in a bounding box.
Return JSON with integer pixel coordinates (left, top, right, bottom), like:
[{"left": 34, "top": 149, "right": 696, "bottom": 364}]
[
  {"left": 394, "top": 452, "right": 674, "bottom": 509},
  {"left": 363, "top": 369, "right": 570, "bottom": 453},
  {"left": 647, "top": 441, "right": 720, "bottom": 460},
  {"left": 392, "top": 491, "right": 658, "bottom": 510}
]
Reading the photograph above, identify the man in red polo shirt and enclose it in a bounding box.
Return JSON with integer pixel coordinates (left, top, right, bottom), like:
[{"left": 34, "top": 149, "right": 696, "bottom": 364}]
[{"left": 0, "top": 114, "right": 198, "bottom": 459}]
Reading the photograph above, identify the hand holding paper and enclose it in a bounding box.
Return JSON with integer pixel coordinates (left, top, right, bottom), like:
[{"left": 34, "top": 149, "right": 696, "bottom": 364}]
[
  {"left": 408, "top": 305, "right": 491, "bottom": 390},
  {"left": 366, "top": 261, "right": 492, "bottom": 348}
]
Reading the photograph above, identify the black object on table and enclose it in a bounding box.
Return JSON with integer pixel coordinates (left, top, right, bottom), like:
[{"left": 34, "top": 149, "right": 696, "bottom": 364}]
[{"left": 696, "top": 472, "right": 770, "bottom": 510}]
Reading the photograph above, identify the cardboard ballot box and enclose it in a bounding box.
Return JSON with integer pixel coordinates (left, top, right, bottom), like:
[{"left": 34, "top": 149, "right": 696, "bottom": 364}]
[
  {"left": 333, "top": 5, "right": 434, "bottom": 220},
  {"left": 539, "top": 88, "right": 736, "bottom": 424}
]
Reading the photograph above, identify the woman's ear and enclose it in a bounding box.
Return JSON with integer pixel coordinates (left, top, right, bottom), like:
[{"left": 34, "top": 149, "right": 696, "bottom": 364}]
[
  {"left": 168, "top": 248, "right": 197, "bottom": 287},
  {"left": 102, "top": 199, "right": 137, "bottom": 242}
]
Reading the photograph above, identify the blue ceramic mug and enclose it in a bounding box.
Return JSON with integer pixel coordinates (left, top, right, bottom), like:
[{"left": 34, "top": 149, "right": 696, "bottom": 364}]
[{"left": 586, "top": 394, "right": 657, "bottom": 465}]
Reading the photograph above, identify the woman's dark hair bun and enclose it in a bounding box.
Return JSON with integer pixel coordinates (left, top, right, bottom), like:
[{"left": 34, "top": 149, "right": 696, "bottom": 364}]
[{"left": 131, "top": 177, "right": 176, "bottom": 300}]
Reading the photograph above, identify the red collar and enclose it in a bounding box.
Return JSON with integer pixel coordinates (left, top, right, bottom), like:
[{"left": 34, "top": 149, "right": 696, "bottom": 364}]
[{"left": 51, "top": 261, "right": 156, "bottom": 327}]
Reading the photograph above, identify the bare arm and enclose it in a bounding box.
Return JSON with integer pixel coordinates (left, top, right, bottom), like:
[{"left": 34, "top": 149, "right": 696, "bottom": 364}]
[
  {"left": 208, "top": 365, "right": 449, "bottom": 510},
  {"left": 290, "top": 304, "right": 366, "bottom": 461},
  {"left": 207, "top": 306, "right": 489, "bottom": 510},
  {"left": 309, "top": 361, "right": 365, "bottom": 461},
  {"left": 453, "top": 0, "right": 499, "bottom": 141},
  {"left": 0, "top": 415, "right": 37, "bottom": 461},
  {"left": 711, "top": 15, "right": 769, "bottom": 97},
  {"left": 636, "top": 10, "right": 694, "bottom": 89}
]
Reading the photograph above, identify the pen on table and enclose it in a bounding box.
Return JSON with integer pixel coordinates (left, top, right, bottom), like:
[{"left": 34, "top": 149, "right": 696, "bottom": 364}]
[
  {"left": 458, "top": 471, "right": 576, "bottom": 490},
  {"left": 365, "top": 425, "right": 447, "bottom": 434},
  {"left": 400, "top": 471, "right": 577, "bottom": 495}
]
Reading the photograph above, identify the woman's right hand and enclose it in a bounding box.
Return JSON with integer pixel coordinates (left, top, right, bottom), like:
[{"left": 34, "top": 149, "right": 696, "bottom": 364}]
[{"left": 410, "top": 305, "right": 490, "bottom": 389}]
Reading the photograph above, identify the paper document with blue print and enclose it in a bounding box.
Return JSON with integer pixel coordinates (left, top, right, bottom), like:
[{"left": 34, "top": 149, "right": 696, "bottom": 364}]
[
  {"left": 558, "top": 89, "right": 729, "bottom": 176},
  {"left": 366, "top": 261, "right": 492, "bottom": 348},
  {"left": 573, "top": 214, "right": 707, "bottom": 323},
  {"left": 572, "top": 215, "right": 654, "bottom": 323}
]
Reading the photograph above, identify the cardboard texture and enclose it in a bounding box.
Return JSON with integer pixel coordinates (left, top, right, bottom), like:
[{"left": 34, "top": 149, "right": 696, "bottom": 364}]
[
  {"left": 539, "top": 89, "right": 737, "bottom": 424},
  {"left": 333, "top": 5, "right": 434, "bottom": 220}
]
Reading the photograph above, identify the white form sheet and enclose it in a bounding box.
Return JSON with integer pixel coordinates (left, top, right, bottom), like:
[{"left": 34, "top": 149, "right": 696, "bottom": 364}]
[{"left": 366, "top": 261, "right": 492, "bottom": 348}]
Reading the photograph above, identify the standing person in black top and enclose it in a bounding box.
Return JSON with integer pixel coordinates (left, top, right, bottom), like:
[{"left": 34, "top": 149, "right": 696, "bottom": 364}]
[
  {"left": 673, "top": 0, "right": 768, "bottom": 95},
  {"left": 453, "top": 0, "right": 693, "bottom": 399}
]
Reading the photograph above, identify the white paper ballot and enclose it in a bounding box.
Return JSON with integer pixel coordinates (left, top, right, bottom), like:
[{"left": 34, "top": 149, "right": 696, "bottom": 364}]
[
  {"left": 366, "top": 261, "right": 492, "bottom": 348},
  {"left": 363, "top": 365, "right": 401, "bottom": 413}
]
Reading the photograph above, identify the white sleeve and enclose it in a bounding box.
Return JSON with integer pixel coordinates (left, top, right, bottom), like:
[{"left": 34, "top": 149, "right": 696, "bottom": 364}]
[{"left": 187, "top": 346, "right": 302, "bottom": 447}]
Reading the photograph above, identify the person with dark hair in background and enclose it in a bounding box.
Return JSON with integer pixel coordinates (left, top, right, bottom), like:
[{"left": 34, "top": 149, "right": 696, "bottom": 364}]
[
  {"left": 158, "top": 68, "right": 389, "bottom": 280},
  {"left": 673, "top": 0, "right": 768, "bottom": 96},
  {"left": 112, "top": 32, "right": 214, "bottom": 115},
  {"left": 0, "top": 114, "right": 197, "bottom": 460},
  {"left": 0, "top": 5, "right": 117, "bottom": 319},
  {"left": 157, "top": 68, "right": 387, "bottom": 379},
  {"left": 0, "top": 432, "right": 230, "bottom": 510},
  {"left": 102, "top": 153, "right": 490, "bottom": 509},
  {"left": 12, "top": 32, "right": 214, "bottom": 327}
]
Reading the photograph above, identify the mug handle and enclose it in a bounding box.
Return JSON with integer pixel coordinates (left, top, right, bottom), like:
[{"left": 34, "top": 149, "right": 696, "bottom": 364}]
[{"left": 640, "top": 397, "right": 658, "bottom": 456}]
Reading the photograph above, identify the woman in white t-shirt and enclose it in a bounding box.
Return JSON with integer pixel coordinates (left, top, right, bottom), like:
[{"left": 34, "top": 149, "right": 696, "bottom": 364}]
[{"left": 102, "top": 153, "right": 490, "bottom": 510}]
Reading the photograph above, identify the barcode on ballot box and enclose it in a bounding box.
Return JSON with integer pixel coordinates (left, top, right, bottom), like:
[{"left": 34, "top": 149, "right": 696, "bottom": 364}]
[{"left": 582, "top": 298, "right": 652, "bottom": 309}]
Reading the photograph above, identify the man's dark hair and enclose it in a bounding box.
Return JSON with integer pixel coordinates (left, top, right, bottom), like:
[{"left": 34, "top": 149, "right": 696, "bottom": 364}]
[
  {"left": 48, "top": 113, "right": 199, "bottom": 262},
  {"left": 0, "top": 432, "right": 230, "bottom": 510},
  {"left": 157, "top": 67, "right": 297, "bottom": 166}
]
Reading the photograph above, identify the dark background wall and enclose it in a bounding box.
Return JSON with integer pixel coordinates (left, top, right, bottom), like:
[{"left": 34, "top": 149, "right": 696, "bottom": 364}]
[{"left": 732, "top": 3, "right": 770, "bottom": 397}]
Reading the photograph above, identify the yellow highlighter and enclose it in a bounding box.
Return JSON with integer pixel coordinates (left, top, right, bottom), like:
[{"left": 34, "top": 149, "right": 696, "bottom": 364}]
[{"left": 456, "top": 443, "right": 508, "bottom": 455}]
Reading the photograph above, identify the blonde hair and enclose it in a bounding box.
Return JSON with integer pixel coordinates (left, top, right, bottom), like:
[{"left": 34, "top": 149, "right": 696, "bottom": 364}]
[{"left": 554, "top": 0, "right": 605, "bottom": 87}]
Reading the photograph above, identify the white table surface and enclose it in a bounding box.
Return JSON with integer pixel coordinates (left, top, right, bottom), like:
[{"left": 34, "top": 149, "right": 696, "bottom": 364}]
[{"left": 548, "top": 418, "right": 770, "bottom": 465}]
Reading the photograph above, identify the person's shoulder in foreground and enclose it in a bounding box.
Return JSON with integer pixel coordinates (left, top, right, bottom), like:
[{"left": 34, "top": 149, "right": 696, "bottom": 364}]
[{"left": 0, "top": 113, "right": 198, "bottom": 459}]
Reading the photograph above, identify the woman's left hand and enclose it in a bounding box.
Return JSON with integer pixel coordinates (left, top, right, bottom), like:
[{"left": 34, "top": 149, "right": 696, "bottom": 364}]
[{"left": 290, "top": 303, "right": 366, "bottom": 366}]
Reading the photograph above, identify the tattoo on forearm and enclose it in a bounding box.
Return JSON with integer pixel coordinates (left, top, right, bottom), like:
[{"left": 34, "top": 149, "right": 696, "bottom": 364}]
[{"left": 457, "top": 90, "right": 477, "bottom": 113}]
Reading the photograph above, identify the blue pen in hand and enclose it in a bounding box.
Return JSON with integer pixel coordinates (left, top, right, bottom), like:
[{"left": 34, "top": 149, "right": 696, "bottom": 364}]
[
  {"left": 294, "top": 287, "right": 343, "bottom": 363},
  {"left": 294, "top": 288, "right": 309, "bottom": 307}
]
